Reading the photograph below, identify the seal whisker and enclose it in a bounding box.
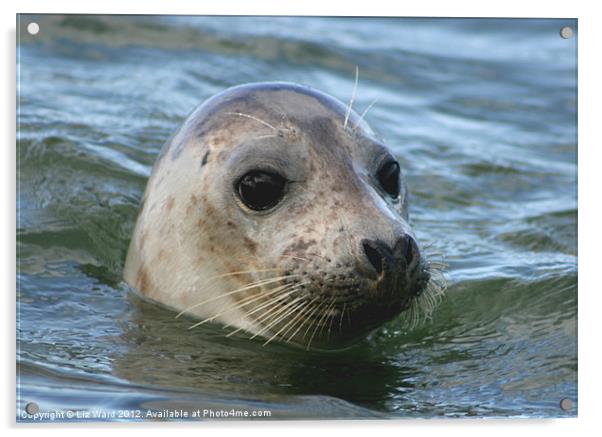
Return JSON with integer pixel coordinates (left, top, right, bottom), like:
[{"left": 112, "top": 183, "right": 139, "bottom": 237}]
[
  {"left": 204, "top": 268, "right": 284, "bottom": 282},
  {"left": 326, "top": 300, "right": 339, "bottom": 340},
  {"left": 287, "top": 251, "right": 329, "bottom": 261},
  {"left": 352, "top": 98, "right": 378, "bottom": 133},
  {"left": 424, "top": 250, "right": 445, "bottom": 261},
  {"left": 306, "top": 299, "right": 334, "bottom": 351},
  {"left": 319, "top": 298, "right": 338, "bottom": 341},
  {"left": 253, "top": 134, "right": 279, "bottom": 141},
  {"left": 233, "top": 281, "right": 310, "bottom": 328},
  {"left": 225, "top": 111, "right": 277, "bottom": 131},
  {"left": 338, "top": 303, "right": 347, "bottom": 333},
  {"left": 284, "top": 298, "right": 320, "bottom": 344},
  {"left": 318, "top": 296, "right": 337, "bottom": 335},
  {"left": 188, "top": 282, "right": 296, "bottom": 329},
  {"left": 225, "top": 282, "right": 308, "bottom": 338},
  {"left": 428, "top": 267, "right": 448, "bottom": 288},
  {"left": 277, "top": 298, "right": 317, "bottom": 344},
  {"left": 180, "top": 276, "right": 291, "bottom": 317},
  {"left": 176, "top": 274, "right": 299, "bottom": 318},
  {"left": 272, "top": 102, "right": 292, "bottom": 126},
  {"left": 428, "top": 261, "right": 449, "bottom": 269},
  {"left": 306, "top": 252, "right": 329, "bottom": 261},
  {"left": 278, "top": 253, "right": 313, "bottom": 263},
  {"left": 216, "top": 291, "right": 297, "bottom": 332},
  {"left": 225, "top": 300, "right": 289, "bottom": 338},
  {"left": 422, "top": 241, "right": 436, "bottom": 250},
  {"left": 343, "top": 66, "right": 359, "bottom": 131},
  {"left": 262, "top": 300, "right": 311, "bottom": 346},
  {"left": 399, "top": 265, "right": 448, "bottom": 329},
  {"left": 249, "top": 296, "right": 307, "bottom": 339},
  {"left": 346, "top": 303, "right": 353, "bottom": 327},
  {"left": 258, "top": 299, "right": 310, "bottom": 337},
  {"left": 302, "top": 301, "right": 326, "bottom": 341}
]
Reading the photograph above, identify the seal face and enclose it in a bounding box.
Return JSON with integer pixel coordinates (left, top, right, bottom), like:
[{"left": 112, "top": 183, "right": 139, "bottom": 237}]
[{"left": 124, "top": 82, "right": 443, "bottom": 350}]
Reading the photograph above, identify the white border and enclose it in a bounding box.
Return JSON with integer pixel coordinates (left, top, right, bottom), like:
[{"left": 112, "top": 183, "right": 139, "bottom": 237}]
[{"left": 3, "top": 1, "right": 600, "bottom": 436}]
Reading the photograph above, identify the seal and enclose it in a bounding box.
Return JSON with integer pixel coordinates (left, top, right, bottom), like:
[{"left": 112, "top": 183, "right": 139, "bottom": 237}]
[{"left": 124, "top": 82, "right": 445, "bottom": 350}]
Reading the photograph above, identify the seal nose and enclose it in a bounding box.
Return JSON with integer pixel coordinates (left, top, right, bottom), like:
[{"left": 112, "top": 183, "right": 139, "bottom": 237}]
[{"left": 360, "top": 234, "right": 418, "bottom": 279}]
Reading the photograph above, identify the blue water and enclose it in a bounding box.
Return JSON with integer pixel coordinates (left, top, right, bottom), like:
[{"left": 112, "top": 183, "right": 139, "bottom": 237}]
[{"left": 17, "top": 15, "right": 577, "bottom": 420}]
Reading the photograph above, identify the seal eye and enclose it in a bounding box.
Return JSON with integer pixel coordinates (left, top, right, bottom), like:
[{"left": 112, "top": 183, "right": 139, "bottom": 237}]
[
  {"left": 377, "top": 160, "right": 401, "bottom": 198},
  {"left": 237, "top": 170, "right": 287, "bottom": 211}
]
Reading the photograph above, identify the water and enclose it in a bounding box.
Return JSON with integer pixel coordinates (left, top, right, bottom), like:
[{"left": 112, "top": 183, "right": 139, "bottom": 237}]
[{"left": 16, "top": 15, "right": 577, "bottom": 420}]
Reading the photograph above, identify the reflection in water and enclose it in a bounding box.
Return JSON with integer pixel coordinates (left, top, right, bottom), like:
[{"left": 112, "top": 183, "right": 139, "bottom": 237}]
[{"left": 113, "top": 293, "right": 405, "bottom": 414}]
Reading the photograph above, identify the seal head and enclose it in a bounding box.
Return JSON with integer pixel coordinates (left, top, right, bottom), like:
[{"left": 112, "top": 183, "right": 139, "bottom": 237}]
[{"left": 124, "top": 82, "right": 440, "bottom": 350}]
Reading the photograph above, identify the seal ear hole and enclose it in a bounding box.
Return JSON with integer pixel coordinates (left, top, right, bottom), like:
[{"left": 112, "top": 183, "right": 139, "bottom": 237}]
[
  {"left": 236, "top": 170, "right": 287, "bottom": 211},
  {"left": 377, "top": 160, "right": 401, "bottom": 199}
]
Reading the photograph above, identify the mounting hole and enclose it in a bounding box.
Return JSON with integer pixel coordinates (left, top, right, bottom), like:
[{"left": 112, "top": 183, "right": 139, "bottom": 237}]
[
  {"left": 559, "top": 398, "right": 572, "bottom": 411},
  {"left": 560, "top": 26, "right": 573, "bottom": 39},
  {"left": 25, "top": 402, "right": 39, "bottom": 415},
  {"left": 27, "top": 22, "right": 40, "bottom": 35}
]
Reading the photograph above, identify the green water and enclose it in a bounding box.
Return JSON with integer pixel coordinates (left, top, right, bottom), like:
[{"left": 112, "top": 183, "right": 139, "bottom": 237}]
[{"left": 17, "top": 15, "right": 577, "bottom": 420}]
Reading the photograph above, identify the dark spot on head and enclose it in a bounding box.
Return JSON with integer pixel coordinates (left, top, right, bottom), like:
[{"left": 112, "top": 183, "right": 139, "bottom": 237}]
[
  {"left": 165, "top": 196, "right": 175, "bottom": 211},
  {"left": 327, "top": 209, "right": 339, "bottom": 221},
  {"left": 243, "top": 237, "right": 258, "bottom": 254},
  {"left": 205, "top": 203, "right": 217, "bottom": 218},
  {"left": 137, "top": 266, "right": 150, "bottom": 293},
  {"left": 211, "top": 134, "right": 227, "bottom": 146},
  {"left": 300, "top": 117, "right": 342, "bottom": 152},
  {"left": 286, "top": 238, "right": 317, "bottom": 253},
  {"left": 226, "top": 220, "right": 237, "bottom": 229},
  {"left": 201, "top": 150, "right": 210, "bottom": 167},
  {"left": 186, "top": 196, "right": 197, "bottom": 214}
]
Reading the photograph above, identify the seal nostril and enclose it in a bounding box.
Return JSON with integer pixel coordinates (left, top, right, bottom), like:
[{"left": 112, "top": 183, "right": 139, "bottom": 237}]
[
  {"left": 405, "top": 237, "right": 414, "bottom": 265},
  {"left": 362, "top": 241, "right": 384, "bottom": 275},
  {"left": 395, "top": 234, "right": 418, "bottom": 266}
]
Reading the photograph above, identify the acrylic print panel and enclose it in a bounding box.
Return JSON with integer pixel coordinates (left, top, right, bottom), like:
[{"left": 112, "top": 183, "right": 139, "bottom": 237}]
[{"left": 16, "top": 15, "right": 577, "bottom": 421}]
